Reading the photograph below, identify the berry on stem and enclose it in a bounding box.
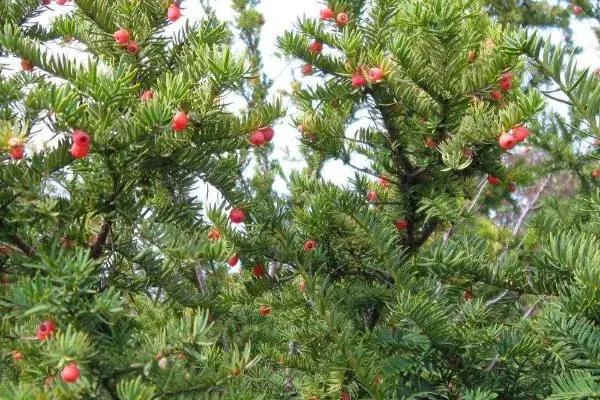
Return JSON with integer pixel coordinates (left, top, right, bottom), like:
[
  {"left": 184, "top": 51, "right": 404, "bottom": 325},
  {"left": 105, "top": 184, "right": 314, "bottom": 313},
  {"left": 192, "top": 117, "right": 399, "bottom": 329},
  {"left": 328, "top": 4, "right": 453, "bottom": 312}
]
[
  {"left": 487, "top": 176, "right": 500, "bottom": 186},
  {"left": 369, "top": 67, "right": 384, "bottom": 83},
  {"left": 113, "top": 29, "right": 130, "bottom": 45},
  {"left": 320, "top": 8, "right": 334, "bottom": 20},
  {"left": 498, "top": 133, "right": 518, "bottom": 150},
  {"left": 512, "top": 126, "right": 529, "bottom": 142},
  {"left": 309, "top": 40, "right": 323, "bottom": 53},
  {"left": 395, "top": 219, "right": 409, "bottom": 231},
  {"left": 490, "top": 90, "right": 503, "bottom": 101},
  {"left": 72, "top": 129, "right": 90, "bottom": 147},
  {"left": 301, "top": 64, "right": 314, "bottom": 76},
  {"left": 140, "top": 90, "right": 153, "bottom": 102},
  {"left": 21, "top": 59, "right": 34, "bottom": 71},
  {"left": 36, "top": 320, "right": 56, "bottom": 341},
  {"left": 252, "top": 264, "right": 265, "bottom": 277},
  {"left": 304, "top": 239, "right": 317, "bottom": 252},
  {"left": 227, "top": 254, "right": 239, "bottom": 267},
  {"left": 208, "top": 228, "right": 221, "bottom": 241},
  {"left": 249, "top": 130, "right": 267, "bottom": 146},
  {"left": 572, "top": 4, "right": 583, "bottom": 15},
  {"left": 10, "top": 146, "right": 24, "bottom": 160},
  {"left": 378, "top": 176, "right": 390, "bottom": 188},
  {"left": 259, "top": 305, "right": 271, "bottom": 316},
  {"left": 56, "top": 0, "right": 67, "bottom": 4},
  {"left": 126, "top": 41, "right": 140, "bottom": 55},
  {"left": 12, "top": 351, "right": 23, "bottom": 362},
  {"left": 259, "top": 126, "right": 274, "bottom": 142},
  {"left": 70, "top": 145, "right": 89, "bottom": 159},
  {"left": 425, "top": 137, "right": 438, "bottom": 149},
  {"left": 171, "top": 111, "right": 188, "bottom": 132},
  {"left": 593, "top": 169, "right": 600, "bottom": 178},
  {"left": 229, "top": 208, "right": 245, "bottom": 224},
  {"left": 367, "top": 191, "right": 377, "bottom": 202},
  {"left": 61, "top": 363, "right": 80, "bottom": 384},
  {"left": 508, "top": 183, "right": 518, "bottom": 193},
  {"left": 499, "top": 73, "right": 513, "bottom": 91},
  {"left": 351, "top": 72, "right": 367, "bottom": 88},
  {"left": 467, "top": 51, "right": 476, "bottom": 63},
  {"left": 167, "top": 4, "right": 182, "bottom": 22},
  {"left": 336, "top": 12, "right": 349, "bottom": 26}
]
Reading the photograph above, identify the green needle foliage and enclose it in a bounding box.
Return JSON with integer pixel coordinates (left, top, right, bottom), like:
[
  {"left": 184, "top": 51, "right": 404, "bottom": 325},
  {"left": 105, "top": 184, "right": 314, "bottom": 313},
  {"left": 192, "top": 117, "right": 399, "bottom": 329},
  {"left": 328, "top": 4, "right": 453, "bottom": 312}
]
[{"left": 1, "top": 0, "right": 600, "bottom": 399}]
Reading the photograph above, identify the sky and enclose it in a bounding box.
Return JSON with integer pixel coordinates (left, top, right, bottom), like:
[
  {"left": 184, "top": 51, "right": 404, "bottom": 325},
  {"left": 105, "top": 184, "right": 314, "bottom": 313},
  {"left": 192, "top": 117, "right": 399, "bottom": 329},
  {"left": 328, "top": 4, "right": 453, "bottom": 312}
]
[{"left": 2, "top": 0, "right": 599, "bottom": 203}]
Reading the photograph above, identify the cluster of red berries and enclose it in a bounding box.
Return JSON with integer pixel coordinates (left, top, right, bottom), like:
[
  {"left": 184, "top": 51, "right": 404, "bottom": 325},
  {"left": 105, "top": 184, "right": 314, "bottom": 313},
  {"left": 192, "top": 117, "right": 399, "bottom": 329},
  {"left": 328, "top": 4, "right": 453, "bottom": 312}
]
[
  {"left": 320, "top": 7, "right": 349, "bottom": 26},
  {"left": 351, "top": 67, "right": 385, "bottom": 88},
  {"left": 113, "top": 29, "right": 139, "bottom": 55},
  {"left": 167, "top": 3, "right": 182, "bottom": 22},
  {"left": 71, "top": 129, "right": 91, "bottom": 159},
  {"left": 7, "top": 137, "right": 24, "bottom": 160},
  {"left": 249, "top": 126, "right": 275, "bottom": 146},
  {"left": 498, "top": 125, "right": 530, "bottom": 151},
  {"left": 35, "top": 320, "right": 81, "bottom": 382},
  {"left": 490, "top": 72, "right": 513, "bottom": 101}
]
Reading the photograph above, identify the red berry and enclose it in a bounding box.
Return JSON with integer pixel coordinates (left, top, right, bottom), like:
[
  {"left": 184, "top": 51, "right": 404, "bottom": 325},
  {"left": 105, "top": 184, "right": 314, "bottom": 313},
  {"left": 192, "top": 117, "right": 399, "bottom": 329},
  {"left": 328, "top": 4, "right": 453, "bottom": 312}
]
[
  {"left": 259, "top": 305, "right": 271, "bottom": 316},
  {"left": 140, "top": 90, "right": 153, "bottom": 102},
  {"left": 367, "top": 191, "right": 377, "bottom": 202},
  {"left": 42, "top": 0, "right": 51, "bottom": 5},
  {"left": 490, "top": 90, "right": 503, "bottom": 101},
  {"left": 171, "top": 111, "right": 188, "bottom": 132},
  {"left": 309, "top": 40, "right": 323, "bottom": 53},
  {"left": 593, "top": 169, "right": 600, "bottom": 178},
  {"left": 259, "top": 126, "right": 274, "bottom": 142},
  {"left": 252, "top": 264, "right": 265, "bottom": 277},
  {"left": 499, "top": 73, "right": 513, "bottom": 91},
  {"left": 498, "top": 133, "right": 518, "bottom": 150},
  {"left": 572, "top": 4, "right": 583, "bottom": 15},
  {"left": 70, "top": 144, "right": 89, "bottom": 159},
  {"left": 36, "top": 320, "right": 56, "bottom": 341},
  {"left": 113, "top": 29, "right": 130, "bottom": 45},
  {"left": 167, "top": 4, "right": 181, "bottom": 22},
  {"left": 487, "top": 176, "right": 500, "bottom": 186},
  {"left": 425, "top": 137, "right": 438, "bottom": 149},
  {"left": 208, "top": 228, "right": 221, "bottom": 241},
  {"left": 227, "top": 254, "right": 239, "bottom": 267},
  {"left": 304, "top": 239, "right": 317, "bottom": 252},
  {"left": 463, "top": 290, "right": 474, "bottom": 301},
  {"left": 56, "top": 0, "right": 67, "bottom": 4},
  {"left": 320, "top": 8, "right": 334, "bottom": 20},
  {"left": 395, "top": 219, "right": 409, "bottom": 230},
  {"left": 462, "top": 149, "right": 473, "bottom": 158},
  {"left": 72, "top": 129, "right": 90, "bottom": 147},
  {"left": 336, "top": 12, "right": 349, "bottom": 26},
  {"left": 12, "top": 351, "right": 23, "bottom": 362},
  {"left": 301, "top": 64, "right": 314, "bottom": 76},
  {"left": 126, "top": 41, "right": 140, "bottom": 54},
  {"left": 467, "top": 51, "right": 476, "bottom": 63},
  {"left": 299, "top": 280, "right": 306, "bottom": 292},
  {"left": 229, "top": 208, "right": 245, "bottom": 224},
  {"left": 61, "top": 363, "right": 80, "bottom": 384},
  {"left": 9, "top": 146, "right": 24, "bottom": 160},
  {"left": 378, "top": 177, "right": 390, "bottom": 188},
  {"left": 21, "top": 59, "right": 34, "bottom": 71},
  {"left": 508, "top": 183, "right": 517, "bottom": 193},
  {"left": 340, "top": 393, "right": 350, "bottom": 400},
  {"left": 249, "top": 130, "right": 267, "bottom": 146},
  {"left": 512, "top": 126, "right": 529, "bottom": 142},
  {"left": 351, "top": 72, "right": 367, "bottom": 88},
  {"left": 369, "top": 67, "right": 384, "bottom": 82}
]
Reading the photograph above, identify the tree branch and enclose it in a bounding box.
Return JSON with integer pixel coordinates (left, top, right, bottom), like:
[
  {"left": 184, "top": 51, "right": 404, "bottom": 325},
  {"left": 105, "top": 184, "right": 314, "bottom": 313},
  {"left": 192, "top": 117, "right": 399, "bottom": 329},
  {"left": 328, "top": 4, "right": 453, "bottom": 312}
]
[{"left": 90, "top": 220, "right": 111, "bottom": 259}]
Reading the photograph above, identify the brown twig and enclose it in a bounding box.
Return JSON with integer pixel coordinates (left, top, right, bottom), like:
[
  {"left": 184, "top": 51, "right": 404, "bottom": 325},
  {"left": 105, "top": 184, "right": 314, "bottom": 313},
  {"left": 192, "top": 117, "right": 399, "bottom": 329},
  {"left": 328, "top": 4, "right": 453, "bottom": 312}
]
[{"left": 90, "top": 220, "right": 111, "bottom": 259}]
